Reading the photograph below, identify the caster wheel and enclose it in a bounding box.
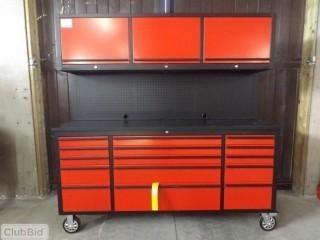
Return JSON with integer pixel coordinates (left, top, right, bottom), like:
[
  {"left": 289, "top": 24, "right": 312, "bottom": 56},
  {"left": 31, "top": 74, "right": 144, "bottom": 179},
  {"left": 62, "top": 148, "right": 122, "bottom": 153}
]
[
  {"left": 259, "top": 216, "right": 277, "bottom": 231},
  {"left": 63, "top": 216, "right": 81, "bottom": 233}
]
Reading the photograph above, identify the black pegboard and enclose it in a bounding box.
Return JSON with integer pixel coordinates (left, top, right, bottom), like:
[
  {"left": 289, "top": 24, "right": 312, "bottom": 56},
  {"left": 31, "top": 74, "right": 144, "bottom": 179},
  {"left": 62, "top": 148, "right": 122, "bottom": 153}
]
[{"left": 68, "top": 72, "right": 259, "bottom": 121}]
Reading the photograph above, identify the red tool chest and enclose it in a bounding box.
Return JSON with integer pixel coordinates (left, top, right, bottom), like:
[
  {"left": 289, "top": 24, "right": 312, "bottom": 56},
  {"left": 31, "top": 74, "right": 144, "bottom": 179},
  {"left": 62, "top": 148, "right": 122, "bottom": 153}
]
[
  {"left": 132, "top": 17, "right": 201, "bottom": 63},
  {"left": 204, "top": 17, "right": 272, "bottom": 63},
  {"left": 55, "top": 132, "right": 278, "bottom": 231},
  {"left": 60, "top": 18, "right": 129, "bottom": 64}
]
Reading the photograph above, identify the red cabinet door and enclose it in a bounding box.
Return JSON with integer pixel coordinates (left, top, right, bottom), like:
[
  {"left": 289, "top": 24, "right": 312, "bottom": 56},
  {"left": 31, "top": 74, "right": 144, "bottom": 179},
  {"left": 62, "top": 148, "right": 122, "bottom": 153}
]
[
  {"left": 204, "top": 17, "right": 272, "bottom": 63},
  {"left": 60, "top": 18, "right": 129, "bottom": 64},
  {"left": 132, "top": 17, "right": 201, "bottom": 63}
]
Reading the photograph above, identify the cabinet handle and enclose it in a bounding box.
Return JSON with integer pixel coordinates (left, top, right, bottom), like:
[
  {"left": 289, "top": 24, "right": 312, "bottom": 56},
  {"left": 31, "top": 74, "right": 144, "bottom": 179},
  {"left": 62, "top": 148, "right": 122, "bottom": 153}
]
[{"left": 151, "top": 182, "right": 160, "bottom": 211}]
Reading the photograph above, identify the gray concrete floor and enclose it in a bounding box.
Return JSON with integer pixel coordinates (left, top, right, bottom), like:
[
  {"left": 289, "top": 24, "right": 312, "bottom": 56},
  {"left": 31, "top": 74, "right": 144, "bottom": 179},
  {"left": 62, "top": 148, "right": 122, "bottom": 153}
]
[{"left": 0, "top": 191, "right": 319, "bottom": 240}]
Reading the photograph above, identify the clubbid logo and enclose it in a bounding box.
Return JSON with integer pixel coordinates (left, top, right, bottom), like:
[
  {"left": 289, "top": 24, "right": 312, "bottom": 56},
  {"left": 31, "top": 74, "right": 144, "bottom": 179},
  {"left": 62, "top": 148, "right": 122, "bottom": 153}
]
[{"left": 1, "top": 224, "right": 49, "bottom": 240}]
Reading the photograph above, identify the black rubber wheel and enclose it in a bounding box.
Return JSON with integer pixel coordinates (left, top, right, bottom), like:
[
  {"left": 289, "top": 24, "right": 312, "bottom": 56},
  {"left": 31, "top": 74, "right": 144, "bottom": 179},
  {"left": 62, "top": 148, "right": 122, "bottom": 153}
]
[
  {"left": 63, "top": 216, "right": 81, "bottom": 233},
  {"left": 259, "top": 216, "right": 277, "bottom": 231}
]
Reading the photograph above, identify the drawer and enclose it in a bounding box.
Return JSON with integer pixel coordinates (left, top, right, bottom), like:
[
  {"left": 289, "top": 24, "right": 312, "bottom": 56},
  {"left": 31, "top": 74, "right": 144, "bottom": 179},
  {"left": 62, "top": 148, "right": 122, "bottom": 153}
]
[
  {"left": 224, "top": 186, "right": 272, "bottom": 210},
  {"left": 115, "top": 187, "right": 220, "bottom": 211},
  {"left": 113, "top": 136, "right": 221, "bottom": 147},
  {"left": 59, "top": 149, "right": 109, "bottom": 159},
  {"left": 226, "top": 135, "right": 275, "bottom": 147},
  {"left": 59, "top": 137, "right": 108, "bottom": 148},
  {"left": 62, "top": 188, "right": 110, "bottom": 212},
  {"left": 60, "top": 159, "right": 109, "bottom": 168},
  {"left": 225, "top": 157, "right": 274, "bottom": 167},
  {"left": 114, "top": 168, "right": 221, "bottom": 186},
  {"left": 225, "top": 168, "right": 273, "bottom": 185},
  {"left": 114, "top": 158, "right": 221, "bottom": 168},
  {"left": 61, "top": 169, "right": 109, "bottom": 187},
  {"left": 113, "top": 148, "right": 221, "bottom": 158},
  {"left": 226, "top": 148, "right": 274, "bottom": 157}
]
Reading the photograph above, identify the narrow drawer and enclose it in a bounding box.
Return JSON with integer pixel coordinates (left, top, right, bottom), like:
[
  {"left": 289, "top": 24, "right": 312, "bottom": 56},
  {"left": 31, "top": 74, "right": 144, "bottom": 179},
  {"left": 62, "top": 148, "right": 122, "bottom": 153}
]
[
  {"left": 60, "top": 159, "right": 109, "bottom": 168},
  {"left": 226, "top": 135, "right": 275, "bottom": 147},
  {"left": 115, "top": 187, "right": 220, "bottom": 211},
  {"left": 61, "top": 169, "right": 109, "bottom": 187},
  {"left": 114, "top": 168, "right": 221, "bottom": 186},
  {"left": 224, "top": 186, "right": 272, "bottom": 210},
  {"left": 113, "top": 136, "right": 221, "bottom": 147},
  {"left": 225, "top": 168, "right": 273, "bottom": 185},
  {"left": 59, "top": 149, "right": 109, "bottom": 159},
  {"left": 59, "top": 137, "right": 108, "bottom": 148},
  {"left": 226, "top": 148, "right": 274, "bottom": 157},
  {"left": 62, "top": 188, "right": 110, "bottom": 212},
  {"left": 225, "top": 157, "right": 274, "bottom": 167}
]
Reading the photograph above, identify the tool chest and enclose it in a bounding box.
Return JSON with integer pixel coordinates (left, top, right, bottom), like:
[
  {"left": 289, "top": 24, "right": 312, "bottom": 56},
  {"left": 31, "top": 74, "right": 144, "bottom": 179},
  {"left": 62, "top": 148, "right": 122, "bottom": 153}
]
[{"left": 53, "top": 122, "right": 279, "bottom": 232}]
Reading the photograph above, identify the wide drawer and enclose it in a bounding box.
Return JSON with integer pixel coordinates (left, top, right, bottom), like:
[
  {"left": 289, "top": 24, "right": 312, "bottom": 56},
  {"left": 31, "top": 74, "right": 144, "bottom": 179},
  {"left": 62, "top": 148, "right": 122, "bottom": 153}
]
[
  {"left": 62, "top": 188, "right": 111, "bottom": 212},
  {"left": 114, "top": 158, "right": 221, "bottom": 167},
  {"left": 113, "top": 136, "right": 221, "bottom": 147},
  {"left": 114, "top": 168, "right": 221, "bottom": 186},
  {"left": 225, "top": 168, "right": 273, "bottom": 185},
  {"left": 224, "top": 186, "right": 272, "bottom": 210},
  {"left": 115, "top": 187, "right": 220, "bottom": 211},
  {"left": 61, "top": 169, "right": 110, "bottom": 187}
]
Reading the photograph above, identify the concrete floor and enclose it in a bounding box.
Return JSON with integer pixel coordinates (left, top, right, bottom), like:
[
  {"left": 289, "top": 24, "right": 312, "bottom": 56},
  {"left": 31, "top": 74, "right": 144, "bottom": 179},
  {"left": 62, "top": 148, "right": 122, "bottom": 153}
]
[{"left": 0, "top": 191, "right": 319, "bottom": 240}]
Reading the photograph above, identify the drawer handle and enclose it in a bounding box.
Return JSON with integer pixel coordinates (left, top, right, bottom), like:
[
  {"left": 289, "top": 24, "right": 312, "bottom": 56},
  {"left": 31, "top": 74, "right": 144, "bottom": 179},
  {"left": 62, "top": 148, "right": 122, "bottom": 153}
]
[{"left": 151, "top": 182, "right": 159, "bottom": 211}]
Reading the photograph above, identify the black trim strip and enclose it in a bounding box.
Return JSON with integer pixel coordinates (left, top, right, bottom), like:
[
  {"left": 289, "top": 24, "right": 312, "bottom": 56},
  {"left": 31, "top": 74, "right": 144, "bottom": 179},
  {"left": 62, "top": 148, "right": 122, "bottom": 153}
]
[
  {"left": 108, "top": 136, "right": 115, "bottom": 211},
  {"left": 113, "top": 155, "right": 221, "bottom": 159},
  {"left": 61, "top": 166, "right": 110, "bottom": 170},
  {"left": 113, "top": 146, "right": 221, "bottom": 150},
  {"left": 225, "top": 184, "right": 273, "bottom": 187},
  {"left": 225, "top": 165, "right": 273, "bottom": 169}
]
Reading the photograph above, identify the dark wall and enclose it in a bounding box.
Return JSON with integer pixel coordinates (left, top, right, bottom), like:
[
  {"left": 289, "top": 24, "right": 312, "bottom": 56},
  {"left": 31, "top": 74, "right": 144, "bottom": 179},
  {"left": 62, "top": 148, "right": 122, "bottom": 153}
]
[{"left": 38, "top": 0, "right": 305, "bottom": 189}]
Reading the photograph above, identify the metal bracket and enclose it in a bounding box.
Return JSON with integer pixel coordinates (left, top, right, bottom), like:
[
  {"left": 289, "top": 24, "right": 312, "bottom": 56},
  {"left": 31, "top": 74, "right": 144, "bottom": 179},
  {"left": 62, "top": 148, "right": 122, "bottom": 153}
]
[
  {"left": 28, "top": 58, "right": 38, "bottom": 68},
  {"left": 36, "top": 14, "right": 47, "bottom": 21},
  {"left": 307, "top": 56, "right": 316, "bottom": 65},
  {"left": 261, "top": 212, "right": 278, "bottom": 221},
  {"left": 66, "top": 215, "right": 74, "bottom": 225}
]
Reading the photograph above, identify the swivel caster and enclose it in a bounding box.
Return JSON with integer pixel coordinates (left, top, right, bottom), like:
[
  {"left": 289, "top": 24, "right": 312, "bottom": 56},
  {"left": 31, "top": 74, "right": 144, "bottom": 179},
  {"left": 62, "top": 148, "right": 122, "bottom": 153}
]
[
  {"left": 259, "top": 213, "right": 277, "bottom": 231},
  {"left": 63, "top": 215, "right": 81, "bottom": 233}
]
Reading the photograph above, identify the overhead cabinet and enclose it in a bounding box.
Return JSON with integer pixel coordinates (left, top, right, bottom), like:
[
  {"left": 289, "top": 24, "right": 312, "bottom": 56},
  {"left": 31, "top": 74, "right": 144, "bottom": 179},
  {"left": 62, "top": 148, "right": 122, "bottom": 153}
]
[
  {"left": 59, "top": 15, "right": 273, "bottom": 69},
  {"left": 132, "top": 17, "right": 201, "bottom": 63},
  {"left": 204, "top": 17, "right": 272, "bottom": 63},
  {"left": 60, "top": 18, "right": 129, "bottom": 64}
]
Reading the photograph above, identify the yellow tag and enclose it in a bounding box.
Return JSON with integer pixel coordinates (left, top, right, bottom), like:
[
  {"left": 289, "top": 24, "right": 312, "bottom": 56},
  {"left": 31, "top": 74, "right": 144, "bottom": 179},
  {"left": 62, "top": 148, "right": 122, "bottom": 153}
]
[{"left": 151, "top": 182, "right": 159, "bottom": 211}]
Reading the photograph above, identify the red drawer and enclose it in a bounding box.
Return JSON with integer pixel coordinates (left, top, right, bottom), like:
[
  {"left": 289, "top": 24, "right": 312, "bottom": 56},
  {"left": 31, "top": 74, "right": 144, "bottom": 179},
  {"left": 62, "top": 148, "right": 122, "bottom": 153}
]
[
  {"left": 114, "top": 148, "right": 220, "bottom": 158},
  {"left": 225, "top": 168, "right": 273, "bottom": 185},
  {"left": 59, "top": 137, "right": 108, "bottom": 148},
  {"left": 62, "top": 188, "right": 110, "bottom": 212},
  {"left": 114, "top": 168, "right": 221, "bottom": 186},
  {"left": 113, "top": 136, "right": 221, "bottom": 147},
  {"left": 204, "top": 17, "right": 272, "bottom": 63},
  {"left": 59, "top": 149, "right": 108, "bottom": 159},
  {"left": 115, "top": 187, "right": 220, "bottom": 211},
  {"left": 60, "top": 18, "right": 129, "bottom": 64},
  {"left": 114, "top": 158, "right": 221, "bottom": 168},
  {"left": 61, "top": 169, "right": 109, "bottom": 187},
  {"left": 225, "top": 158, "right": 274, "bottom": 167},
  {"left": 226, "top": 148, "right": 274, "bottom": 157},
  {"left": 226, "top": 135, "right": 275, "bottom": 147},
  {"left": 60, "top": 159, "right": 109, "bottom": 168},
  {"left": 132, "top": 17, "right": 201, "bottom": 62},
  {"left": 224, "top": 187, "right": 272, "bottom": 210}
]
